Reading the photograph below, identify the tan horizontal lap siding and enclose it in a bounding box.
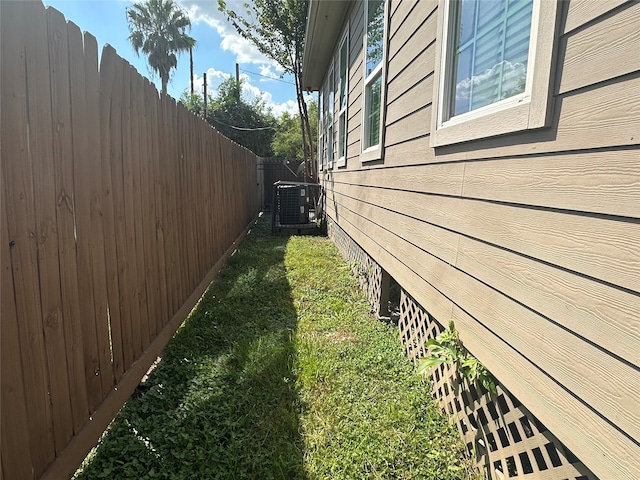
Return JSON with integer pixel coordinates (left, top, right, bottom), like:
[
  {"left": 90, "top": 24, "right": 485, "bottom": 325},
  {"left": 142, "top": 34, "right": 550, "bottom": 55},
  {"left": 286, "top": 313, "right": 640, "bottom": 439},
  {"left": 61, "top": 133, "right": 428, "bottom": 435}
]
[
  {"left": 564, "top": 0, "right": 631, "bottom": 34},
  {"left": 328, "top": 180, "right": 639, "bottom": 362},
  {"left": 322, "top": 0, "right": 640, "bottom": 478},
  {"left": 325, "top": 185, "right": 640, "bottom": 477},
  {"left": 559, "top": 1, "right": 640, "bottom": 94}
]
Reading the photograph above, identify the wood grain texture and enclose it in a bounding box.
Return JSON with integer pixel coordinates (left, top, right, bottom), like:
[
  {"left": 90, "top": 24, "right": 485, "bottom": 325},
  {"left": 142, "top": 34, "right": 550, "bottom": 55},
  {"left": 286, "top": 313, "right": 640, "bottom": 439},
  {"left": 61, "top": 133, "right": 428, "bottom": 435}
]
[
  {"left": 34, "top": 4, "right": 74, "bottom": 455},
  {"left": 132, "top": 70, "right": 152, "bottom": 349},
  {"left": 150, "top": 83, "right": 169, "bottom": 334},
  {"left": 86, "top": 32, "right": 114, "bottom": 401},
  {"left": 121, "top": 62, "right": 144, "bottom": 360},
  {"left": 110, "top": 57, "right": 135, "bottom": 371},
  {"left": 387, "top": 10, "right": 437, "bottom": 83},
  {"left": 144, "top": 79, "right": 163, "bottom": 338},
  {"left": 330, "top": 182, "right": 640, "bottom": 293},
  {"left": 3, "top": 5, "right": 261, "bottom": 476},
  {"left": 461, "top": 150, "right": 640, "bottom": 218},
  {"left": 456, "top": 236, "right": 640, "bottom": 367},
  {"left": 322, "top": 1, "right": 640, "bottom": 477},
  {"left": 564, "top": 0, "right": 630, "bottom": 34},
  {"left": 560, "top": 1, "right": 640, "bottom": 94},
  {"left": 326, "top": 182, "right": 459, "bottom": 265},
  {"left": 385, "top": 105, "right": 431, "bottom": 146},
  {"left": 387, "top": 0, "right": 437, "bottom": 61},
  {"left": 386, "top": 75, "right": 434, "bottom": 125},
  {"left": 327, "top": 191, "right": 640, "bottom": 442},
  {"left": 387, "top": 41, "right": 436, "bottom": 102},
  {"left": 47, "top": 9, "right": 90, "bottom": 433},
  {"left": 328, "top": 161, "right": 463, "bottom": 196},
  {"left": 326, "top": 206, "right": 454, "bottom": 322},
  {"left": 68, "top": 22, "right": 103, "bottom": 414},
  {"left": 1, "top": 192, "right": 34, "bottom": 480},
  {"left": 99, "top": 45, "right": 125, "bottom": 385},
  {"left": 387, "top": 0, "right": 415, "bottom": 37},
  {"left": 160, "top": 95, "right": 177, "bottom": 318},
  {"left": 348, "top": 0, "right": 364, "bottom": 60},
  {"left": 139, "top": 78, "right": 156, "bottom": 340},
  {"left": 0, "top": 1, "right": 56, "bottom": 472}
]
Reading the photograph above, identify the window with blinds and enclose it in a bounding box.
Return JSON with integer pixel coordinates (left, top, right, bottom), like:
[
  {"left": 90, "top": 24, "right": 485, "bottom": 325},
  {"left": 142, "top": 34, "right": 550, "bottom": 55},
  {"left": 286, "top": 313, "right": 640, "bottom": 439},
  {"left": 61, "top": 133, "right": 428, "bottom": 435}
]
[
  {"left": 431, "top": 0, "right": 559, "bottom": 146},
  {"left": 449, "top": 0, "right": 533, "bottom": 118}
]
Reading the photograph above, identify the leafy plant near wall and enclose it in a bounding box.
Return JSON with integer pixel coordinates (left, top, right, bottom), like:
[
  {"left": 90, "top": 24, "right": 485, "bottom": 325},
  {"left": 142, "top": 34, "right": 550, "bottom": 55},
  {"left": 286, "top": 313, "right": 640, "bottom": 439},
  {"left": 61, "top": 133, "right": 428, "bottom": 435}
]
[
  {"left": 418, "top": 321, "right": 497, "bottom": 394},
  {"left": 349, "top": 260, "right": 372, "bottom": 284}
]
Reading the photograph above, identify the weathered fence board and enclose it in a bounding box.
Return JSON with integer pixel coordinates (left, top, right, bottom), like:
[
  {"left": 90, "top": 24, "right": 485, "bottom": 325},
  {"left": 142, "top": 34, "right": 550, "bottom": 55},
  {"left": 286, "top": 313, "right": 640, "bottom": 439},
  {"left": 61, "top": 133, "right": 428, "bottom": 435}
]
[
  {"left": 1, "top": 2, "right": 56, "bottom": 475},
  {"left": 1, "top": 200, "right": 34, "bottom": 480},
  {"left": 31, "top": 3, "right": 75, "bottom": 456}
]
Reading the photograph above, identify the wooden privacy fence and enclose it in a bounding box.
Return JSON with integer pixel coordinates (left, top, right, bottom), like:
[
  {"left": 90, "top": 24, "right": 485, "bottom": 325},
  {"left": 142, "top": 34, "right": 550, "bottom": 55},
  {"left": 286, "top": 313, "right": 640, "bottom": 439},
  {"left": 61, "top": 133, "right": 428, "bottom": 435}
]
[{"left": 0, "top": 2, "right": 260, "bottom": 478}]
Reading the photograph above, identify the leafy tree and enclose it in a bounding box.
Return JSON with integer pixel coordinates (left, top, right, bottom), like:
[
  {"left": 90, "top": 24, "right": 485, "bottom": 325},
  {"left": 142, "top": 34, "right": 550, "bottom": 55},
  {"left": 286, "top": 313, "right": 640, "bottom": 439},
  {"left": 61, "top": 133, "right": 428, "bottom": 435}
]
[
  {"left": 180, "top": 78, "right": 277, "bottom": 157},
  {"left": 218, "top": 0, "right": 316, "bottom": 181},
  {"left": 272, "top": 100, "right": 318, "bottom": 161},
  {"left": 180, "top": 92, "right": 207, "bottom": 117},
  {"left": 126, "top": 0, "right": 195, "bottom": 95}
]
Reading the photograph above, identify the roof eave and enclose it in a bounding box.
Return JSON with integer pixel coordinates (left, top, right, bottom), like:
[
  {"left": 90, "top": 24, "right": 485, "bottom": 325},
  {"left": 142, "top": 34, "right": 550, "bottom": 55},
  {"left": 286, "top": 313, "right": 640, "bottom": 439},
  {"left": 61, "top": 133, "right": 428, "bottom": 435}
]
[{"left": 301, "top": 0, "right": 351, "bottom": 92}]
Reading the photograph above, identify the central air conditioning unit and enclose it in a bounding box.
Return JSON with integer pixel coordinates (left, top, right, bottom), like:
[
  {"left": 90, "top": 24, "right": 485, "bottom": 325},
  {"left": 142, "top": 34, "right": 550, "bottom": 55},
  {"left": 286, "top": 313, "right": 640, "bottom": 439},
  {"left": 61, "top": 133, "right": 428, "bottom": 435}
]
[
  {"left": 278, "top": 183, "right": 308, "bottom": 224},
  {"left": 271, "top": 181, "right": 322, "bottom": 235}
]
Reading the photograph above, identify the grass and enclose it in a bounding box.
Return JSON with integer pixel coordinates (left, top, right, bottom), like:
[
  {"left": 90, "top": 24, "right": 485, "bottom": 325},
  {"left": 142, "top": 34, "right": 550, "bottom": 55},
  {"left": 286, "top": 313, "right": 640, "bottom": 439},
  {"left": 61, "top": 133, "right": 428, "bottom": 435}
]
[{"left": 75, "top": 216, "right": 476, "bottom": 480}]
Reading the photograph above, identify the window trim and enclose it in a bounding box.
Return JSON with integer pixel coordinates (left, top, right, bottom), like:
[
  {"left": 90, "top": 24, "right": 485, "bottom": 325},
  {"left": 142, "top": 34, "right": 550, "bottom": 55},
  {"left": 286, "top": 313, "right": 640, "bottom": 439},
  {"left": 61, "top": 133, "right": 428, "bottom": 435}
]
[
  {"left": 430, "top": 0, "right": 560, "bottom": 147},
  {"left": 327, "top": 64, "right": 335, "bottom": 169},
  {"left": 361, "top": 0, "right": 388, "bottom": 163},
  {"left": 336, "top": 26, "right": 349, "bottom": 168}
]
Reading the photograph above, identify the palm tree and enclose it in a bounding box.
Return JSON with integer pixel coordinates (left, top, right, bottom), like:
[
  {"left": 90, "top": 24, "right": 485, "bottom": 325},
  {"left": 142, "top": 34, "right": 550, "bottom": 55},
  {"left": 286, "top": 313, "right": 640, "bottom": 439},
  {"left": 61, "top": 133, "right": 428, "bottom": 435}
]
[{"left": 126, "top": 0, "right": 195, "bottom": 95}]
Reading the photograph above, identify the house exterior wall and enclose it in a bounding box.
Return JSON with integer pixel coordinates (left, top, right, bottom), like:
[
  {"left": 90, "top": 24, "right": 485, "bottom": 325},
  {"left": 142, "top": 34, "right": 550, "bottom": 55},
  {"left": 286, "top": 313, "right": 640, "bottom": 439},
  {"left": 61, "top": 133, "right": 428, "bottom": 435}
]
[{"left": 314, "top": 1, "right": 640, "bottom": 478}]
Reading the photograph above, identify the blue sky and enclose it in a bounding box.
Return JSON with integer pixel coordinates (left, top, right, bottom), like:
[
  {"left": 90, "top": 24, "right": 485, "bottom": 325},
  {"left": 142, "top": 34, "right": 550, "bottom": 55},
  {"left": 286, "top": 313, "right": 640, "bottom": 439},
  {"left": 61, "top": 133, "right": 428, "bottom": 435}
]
[{"left": 43, "top": 0, "right": 301, "bottom": 116}]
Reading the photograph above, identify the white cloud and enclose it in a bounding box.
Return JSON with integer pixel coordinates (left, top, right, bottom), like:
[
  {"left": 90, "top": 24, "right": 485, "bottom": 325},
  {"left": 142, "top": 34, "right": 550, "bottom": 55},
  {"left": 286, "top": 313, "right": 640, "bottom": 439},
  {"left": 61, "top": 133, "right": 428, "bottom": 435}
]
[
  {"left": 258, "top": 64, "right": 280, "bottom": 81},
  {"left": 455, "top": 60, "right": 526, "bottom": 112},
  {"left": 271, "top": 100, "right": 299, "bottom": 117},
  {"left": 178, "top": 0, "right": 277, "bottom": 67},
  {"left": 177, "top": 1, "right": 299, "bottom": 117},
  {"left": 239, "top": 74, "right": 298, "bottom": 116},
  {"left": 220, "top": 35, "right": 273, "bottom": 65},
  {"left": 192, "top": 67, "right": 231, "bottom": 95}
]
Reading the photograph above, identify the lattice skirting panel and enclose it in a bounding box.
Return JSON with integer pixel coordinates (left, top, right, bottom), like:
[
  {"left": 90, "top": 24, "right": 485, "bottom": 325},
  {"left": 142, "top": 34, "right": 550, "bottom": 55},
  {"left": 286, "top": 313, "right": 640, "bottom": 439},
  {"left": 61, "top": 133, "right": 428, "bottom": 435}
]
[
  {"left": 398, "top": 290, "right": 598, "bottom": 480},
  {"left": 328, "top": 219, "right": 385, "bottom": 316}
]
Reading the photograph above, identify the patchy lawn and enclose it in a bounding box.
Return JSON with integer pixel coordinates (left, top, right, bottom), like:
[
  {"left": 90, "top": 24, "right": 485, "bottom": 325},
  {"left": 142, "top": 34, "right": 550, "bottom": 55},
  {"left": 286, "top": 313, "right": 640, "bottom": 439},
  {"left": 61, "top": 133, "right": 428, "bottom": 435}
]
[{"left": 75, "top": 216, "right": 475, "bottom": 480}]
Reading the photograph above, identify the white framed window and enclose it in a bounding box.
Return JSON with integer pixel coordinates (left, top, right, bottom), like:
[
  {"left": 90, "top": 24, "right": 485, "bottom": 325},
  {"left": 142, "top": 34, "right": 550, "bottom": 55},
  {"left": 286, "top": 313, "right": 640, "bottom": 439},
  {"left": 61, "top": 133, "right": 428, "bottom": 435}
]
[
  {"left": 361, "top": 0, "right": 387, "bottom": 163},
  {"left": 336, "top": 28, "right": 349, "bottom": 167},
  {"left": 431, "top": 0, "right": 560, "bottom": 147},
  {"left": 327, "top": 66, "right": 335, "bottom": 169}
]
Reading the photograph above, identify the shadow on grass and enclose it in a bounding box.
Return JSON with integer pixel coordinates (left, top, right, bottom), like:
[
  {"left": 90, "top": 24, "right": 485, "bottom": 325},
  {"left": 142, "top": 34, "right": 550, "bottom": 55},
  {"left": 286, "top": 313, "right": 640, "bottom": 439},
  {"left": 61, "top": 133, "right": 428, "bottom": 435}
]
[{"left": 77, "top": 217, "right": 306, "bottom": 480}]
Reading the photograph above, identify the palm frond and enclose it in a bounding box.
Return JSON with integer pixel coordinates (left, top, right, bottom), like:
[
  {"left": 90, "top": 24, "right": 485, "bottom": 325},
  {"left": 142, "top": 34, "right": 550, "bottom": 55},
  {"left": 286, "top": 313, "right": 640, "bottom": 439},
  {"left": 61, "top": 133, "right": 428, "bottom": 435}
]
[{"left": 125, "top": 0, "right": 195, "bottom": 93}]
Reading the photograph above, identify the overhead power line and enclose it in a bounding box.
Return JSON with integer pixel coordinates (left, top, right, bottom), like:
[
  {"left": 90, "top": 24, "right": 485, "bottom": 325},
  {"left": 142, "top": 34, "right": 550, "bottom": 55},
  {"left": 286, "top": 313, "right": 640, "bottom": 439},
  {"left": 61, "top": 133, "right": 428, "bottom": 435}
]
[
  {"left": 239, "top": 68, "right": 295, "bottom": 85},
  {"left": 209, "top": 117, "right": 277, "bottom": 131}
]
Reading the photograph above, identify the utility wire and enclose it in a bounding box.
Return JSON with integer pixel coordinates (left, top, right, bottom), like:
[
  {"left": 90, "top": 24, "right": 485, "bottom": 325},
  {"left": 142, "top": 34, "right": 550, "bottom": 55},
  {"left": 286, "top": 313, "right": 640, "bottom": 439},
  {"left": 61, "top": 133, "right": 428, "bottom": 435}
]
[
  {"left": 239, "top": 68, "right": 295, "bottom": 85},
  {"left": 209, "top": 117, "right": 277, "bottom": 131}
]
